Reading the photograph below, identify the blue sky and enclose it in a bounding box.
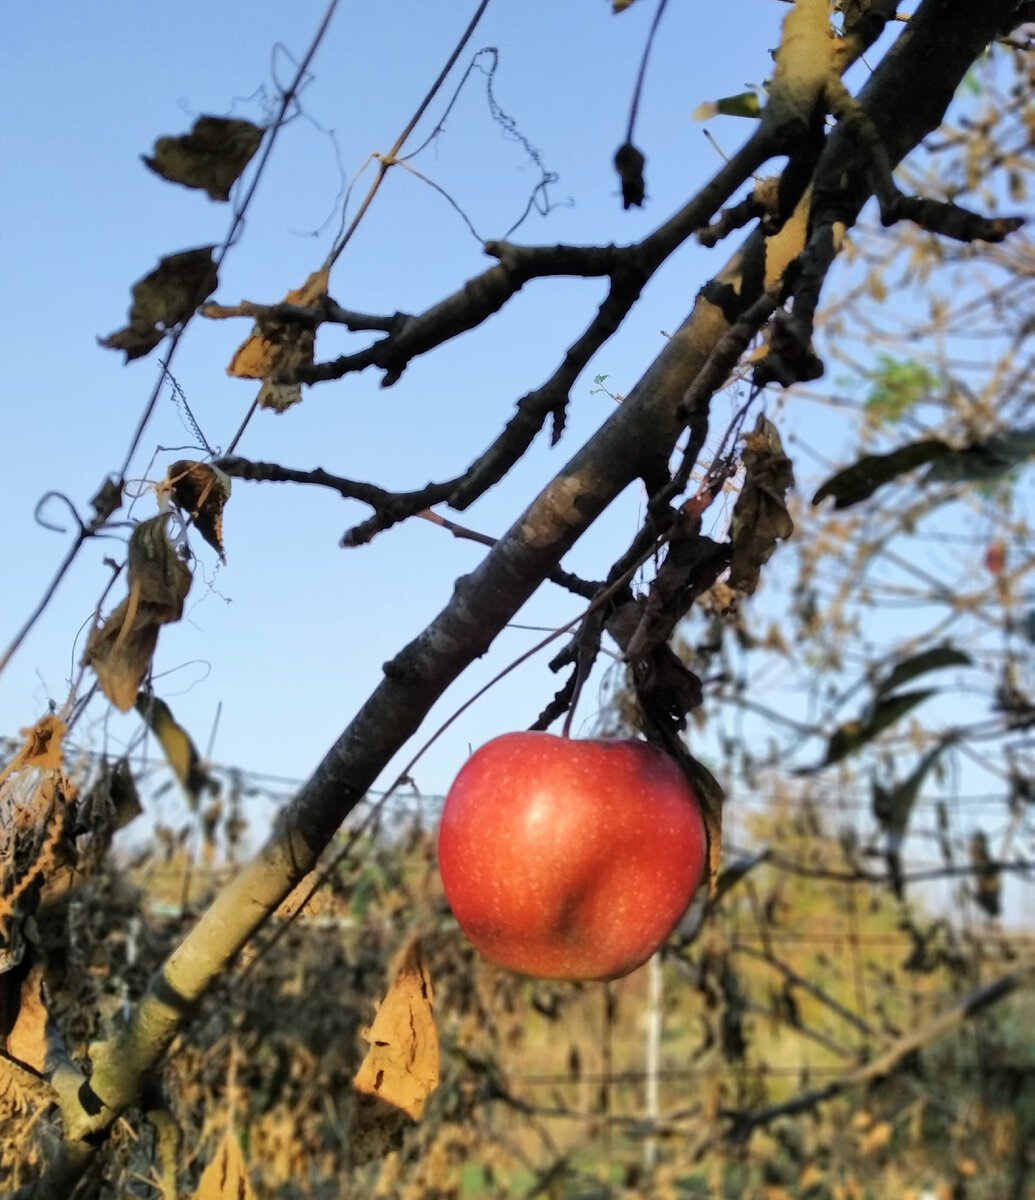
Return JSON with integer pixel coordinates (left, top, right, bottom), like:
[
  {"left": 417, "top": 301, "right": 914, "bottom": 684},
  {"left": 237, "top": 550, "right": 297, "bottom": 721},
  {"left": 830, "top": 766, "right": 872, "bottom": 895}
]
[{"left": 2, "top": 1, "right": 794, "bottom": 797}]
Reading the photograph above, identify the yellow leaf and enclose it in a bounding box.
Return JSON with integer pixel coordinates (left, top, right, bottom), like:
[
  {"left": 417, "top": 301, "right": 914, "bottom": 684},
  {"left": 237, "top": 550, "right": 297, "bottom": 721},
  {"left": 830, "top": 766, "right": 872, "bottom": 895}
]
[
  {"left": 135, "top": 694, "right": 212, "bottom": 808},
  {"left": 354, "top": 937, "right": 439, "bottom": 1120}
]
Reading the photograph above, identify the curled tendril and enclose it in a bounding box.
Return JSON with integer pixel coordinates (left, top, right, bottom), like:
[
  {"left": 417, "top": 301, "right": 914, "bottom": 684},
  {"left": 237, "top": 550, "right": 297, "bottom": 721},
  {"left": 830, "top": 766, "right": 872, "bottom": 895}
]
[{"left": 35, "top": 491, "right": 87, "bottom": 537}]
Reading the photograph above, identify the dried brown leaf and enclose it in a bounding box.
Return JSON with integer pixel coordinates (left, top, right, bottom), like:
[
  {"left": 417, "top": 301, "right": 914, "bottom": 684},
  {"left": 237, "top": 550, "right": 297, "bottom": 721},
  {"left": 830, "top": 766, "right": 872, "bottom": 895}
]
[
  {"left": 101, "top": 247, "right": 218, "bottom": 361},
  {"left": 354, "top": 937, "right": 438, "bottom": 1120},
  {"left": 1, "top": 715, "right": 67, "bottom": 779},
  {"left": 6, "top": 964, "right": 49, "bottom": 1073},
  {"left": 144, "top": 116, "right": 264, "bottom": 202},
  {"left": 614, "top": 141, "right": 646, "bottom": 209},
  {"left": 0, "top": 1052, "right": 55, "bottom": 1118},
  {"left": 162, "top": 459, "right": 231, "bottom": 561},
  {"left": 729, "top": 415, "right": 795, "bottom": 594},
  {"left": 193, "top": 1130, "right": 257, "bottom": 1200}
]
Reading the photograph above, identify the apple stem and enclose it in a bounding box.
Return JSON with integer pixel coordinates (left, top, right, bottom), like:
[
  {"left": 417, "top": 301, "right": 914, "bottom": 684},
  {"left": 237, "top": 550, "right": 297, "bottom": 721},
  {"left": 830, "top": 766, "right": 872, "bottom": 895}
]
[{"left": 561, "top": 645, "right": 592, "bottom": 739}]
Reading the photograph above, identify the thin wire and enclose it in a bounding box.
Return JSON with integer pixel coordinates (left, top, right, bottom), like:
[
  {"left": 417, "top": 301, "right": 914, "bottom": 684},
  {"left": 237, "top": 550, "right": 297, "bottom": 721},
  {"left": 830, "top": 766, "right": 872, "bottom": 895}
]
[{"left": 325, "top": 0, "right": 493, "bottom": 271}]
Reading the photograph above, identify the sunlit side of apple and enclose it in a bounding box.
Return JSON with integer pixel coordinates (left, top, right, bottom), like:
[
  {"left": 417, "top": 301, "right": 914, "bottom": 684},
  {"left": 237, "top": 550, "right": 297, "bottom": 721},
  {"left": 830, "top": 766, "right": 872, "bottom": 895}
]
[{"left": 437, "top": 732, "right": 708, "bottom": 981}]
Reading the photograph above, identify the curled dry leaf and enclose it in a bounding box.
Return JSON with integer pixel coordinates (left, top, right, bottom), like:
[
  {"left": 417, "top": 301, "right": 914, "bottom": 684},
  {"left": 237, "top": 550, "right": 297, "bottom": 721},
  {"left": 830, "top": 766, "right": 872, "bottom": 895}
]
[
  {"left": 728, "top": 414, "right": 795, "bottom": 595},
  {"left": 1, "top": 713, "right": 67, "bottom": 778},
  {"left": 144, "top": 115, "right": 264, "bottom": 202},
  {"left": 90, "top": 477, "right": 123, "bottom": 523},
  {"left": 633, "top": 647, "right": 705, "bottom": 735},
  {"left": 160, "top": 459, "right": 231, "bottom": 561},
  {"left": 354, "top": 937, "right": 439, "bottom": 1120},
  {"left": 100, "top": 246, "right": 218, "bottom": 361},
  {"left": 626, "top": 520, "right": 727, "bottom": 660},
  {"left": 227, "top": 267, "right": 330, "bottom": 412},
  {"left": 614, "top": 141, "right": 646, "bottom": 209},
  {"left": 83, "top": 516, "right": 192, "bottom": 712}
]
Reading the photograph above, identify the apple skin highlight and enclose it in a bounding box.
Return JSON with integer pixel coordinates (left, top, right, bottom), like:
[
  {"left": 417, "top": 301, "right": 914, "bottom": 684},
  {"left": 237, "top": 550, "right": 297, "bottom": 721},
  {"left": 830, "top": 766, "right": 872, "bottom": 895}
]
[{"left": 437, "top": 732, "right": 708, "bottom": 981}]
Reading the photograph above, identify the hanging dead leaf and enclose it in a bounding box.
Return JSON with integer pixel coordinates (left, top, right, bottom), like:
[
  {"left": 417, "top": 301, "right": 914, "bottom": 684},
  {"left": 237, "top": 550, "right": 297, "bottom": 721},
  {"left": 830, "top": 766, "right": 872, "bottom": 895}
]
[
  {"left": 728, "top": 414, "right": 795, "bottom": 594},
  {"left": 101, "top": 246, "right": 218, "bottom": 361},
  {"left": 354, "top": 937, "right": 438, "bottom": 1120},
  {"left": 160, "top": 459, "right": 230, "bottom": 561},
  {"left": 227, "top": 268, "right": 329, "bottom": 413},
  {"left": 636, "top": 648, "right": 704, "bottom": 733},
  {"left": 192, "top": 1130, "right": 257, "bottom": 1200},
  {"left": 969, "top": 830, "right": 1001, "bottom": 917},
  {"left": 626, "top": 518, "right": 727, "bottom": 660},
  {"left": 80, "top": 757, "right": 142, "bottom": 841},
  {"left": 83, "top": 516, "right": 192, "bottom": 712},
  {"left": 614, "top": 141, "right": 646, "bottom": 209},
  {"left": 144, "top": 116, "right": 264, "bottom": 202},
  {"left": 90, "top": 477, "right": 123, "bottom": 523},
  {"left": 6, "top": 963, "right": 49, "bottom": 1073}
]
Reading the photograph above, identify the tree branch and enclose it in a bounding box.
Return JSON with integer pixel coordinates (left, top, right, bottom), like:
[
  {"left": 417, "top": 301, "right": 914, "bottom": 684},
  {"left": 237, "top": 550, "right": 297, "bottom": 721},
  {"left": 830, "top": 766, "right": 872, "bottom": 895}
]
[{"left": 721, "top": 961, "right": 1034, "bottom": 1142}]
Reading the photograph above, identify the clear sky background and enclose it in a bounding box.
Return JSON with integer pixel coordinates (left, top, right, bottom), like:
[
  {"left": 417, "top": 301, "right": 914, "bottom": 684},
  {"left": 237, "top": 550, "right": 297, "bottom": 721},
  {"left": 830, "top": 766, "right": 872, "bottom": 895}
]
[
  {"left": 1, "top": 0, "right": 794, "bottom": 793},
  {"left": 3, "top": 0, "right": 1030, "bottom": 930}
]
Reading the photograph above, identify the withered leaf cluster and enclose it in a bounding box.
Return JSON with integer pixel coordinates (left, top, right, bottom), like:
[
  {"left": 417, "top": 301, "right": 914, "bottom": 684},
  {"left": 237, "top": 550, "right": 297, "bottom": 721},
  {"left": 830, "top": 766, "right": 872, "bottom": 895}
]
[{"left": 226, "top": 268, "right": 330, "bottom": 412}]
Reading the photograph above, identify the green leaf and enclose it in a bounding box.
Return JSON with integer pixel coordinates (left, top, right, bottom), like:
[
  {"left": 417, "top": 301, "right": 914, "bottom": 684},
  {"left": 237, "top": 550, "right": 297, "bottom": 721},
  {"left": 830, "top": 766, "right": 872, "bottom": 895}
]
[
  {"left": 876, "top": 645, "right": 972, "bottom": 699},
  {"left": 812, "top": 439, "right": 952, "bottom": 509},
  {"left": 801, "top": 689, "right": 936, "bottom": 773},
  {"left": 864, "top": 353, "right": 940, "bottom": 424},
  {"left": 692, "top": 92, "right": 763, "bottom": 121},
  {"left": 874, "top": 737, "right": 956, "bottom": 839}
]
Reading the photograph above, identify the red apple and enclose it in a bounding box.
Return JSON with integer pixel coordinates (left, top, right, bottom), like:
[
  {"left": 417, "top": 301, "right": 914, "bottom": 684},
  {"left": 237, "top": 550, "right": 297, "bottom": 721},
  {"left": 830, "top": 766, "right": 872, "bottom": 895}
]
[{"left": 437, "top": 732, "right": 708, "bottom": 981}]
